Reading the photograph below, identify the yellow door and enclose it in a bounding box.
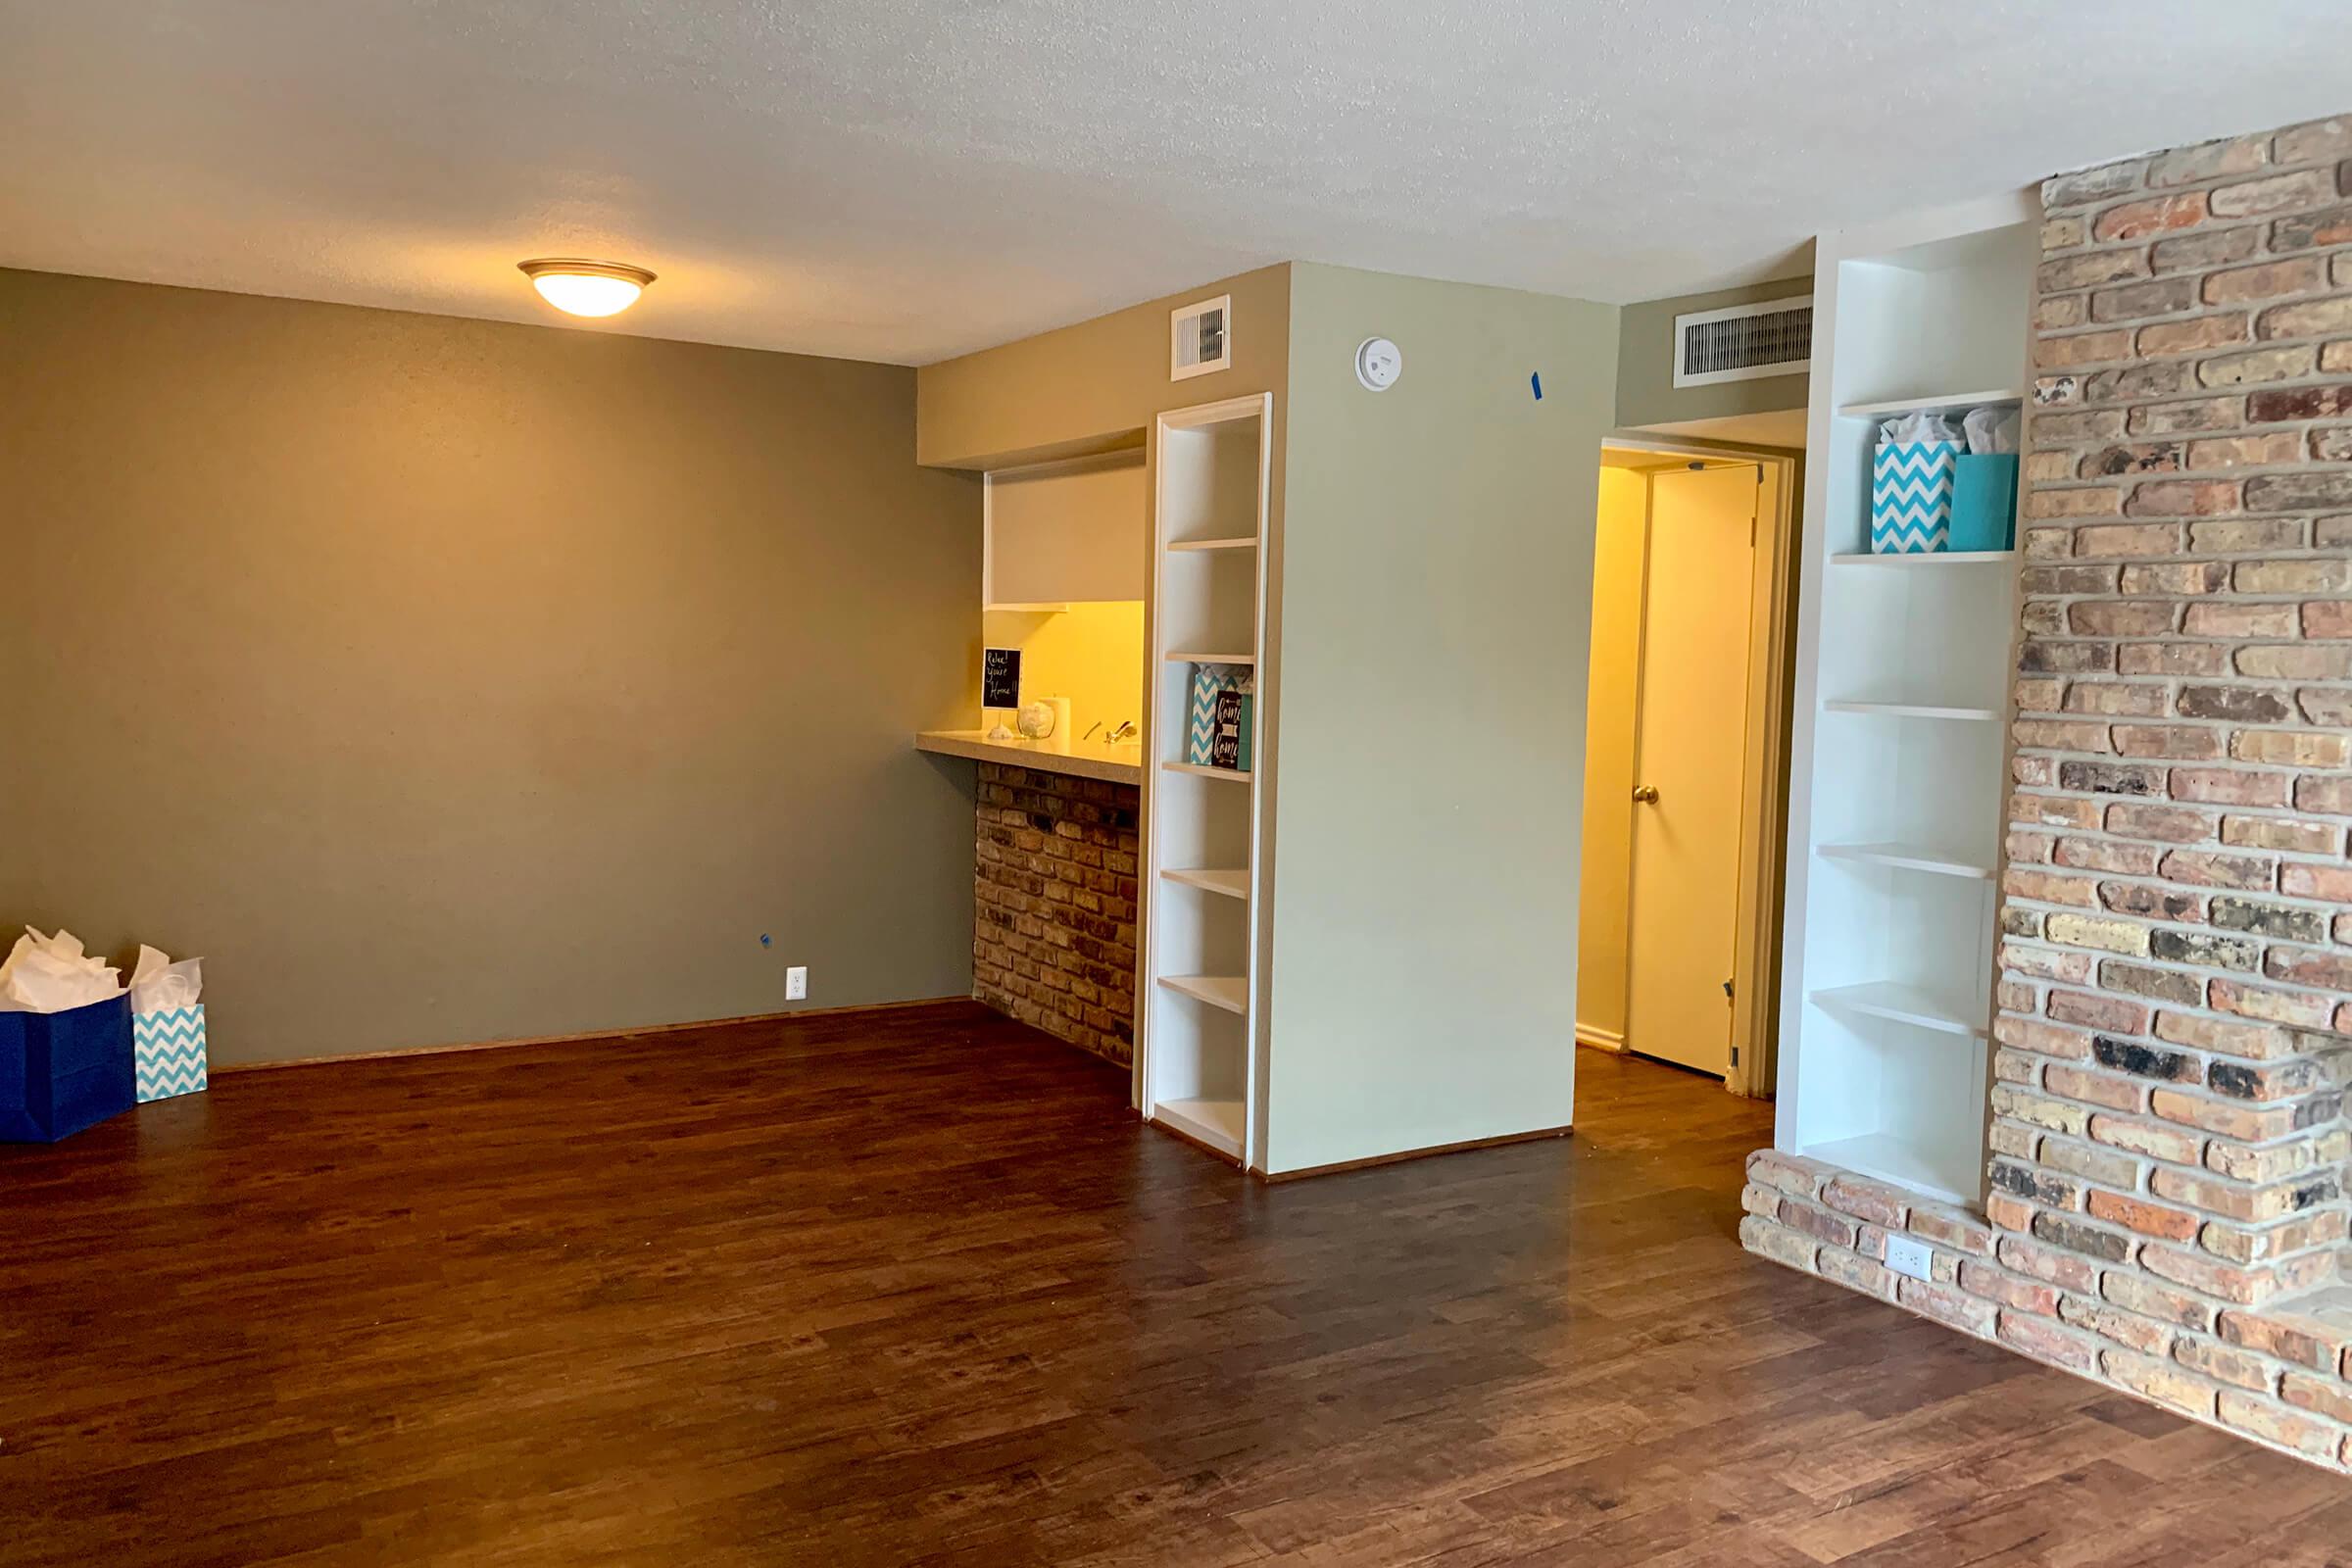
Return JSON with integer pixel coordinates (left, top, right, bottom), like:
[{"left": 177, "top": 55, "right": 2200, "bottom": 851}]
[{"left": 1626, "top": 466, "right": 1757, "bottom": 1076}]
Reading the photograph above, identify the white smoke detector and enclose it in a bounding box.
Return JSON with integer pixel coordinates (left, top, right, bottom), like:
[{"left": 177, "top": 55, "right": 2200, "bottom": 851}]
[{"left": 1354, "top": 336, "right": 1401, "bottom": 391}]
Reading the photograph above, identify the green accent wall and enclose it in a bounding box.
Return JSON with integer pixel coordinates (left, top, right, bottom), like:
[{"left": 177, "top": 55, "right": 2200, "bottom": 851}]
[
  {"left": 1, "top": 267, "right": 983, "bottom": 1064},
  {"left": 1268, "top": 264, "right": 1619, "bottom": 1172}
]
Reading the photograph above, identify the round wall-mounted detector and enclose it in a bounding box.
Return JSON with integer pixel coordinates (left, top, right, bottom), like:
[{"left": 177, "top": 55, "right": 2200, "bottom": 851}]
[{"left": 1354, "top": 336, "right": 1401, "bottom": 391}]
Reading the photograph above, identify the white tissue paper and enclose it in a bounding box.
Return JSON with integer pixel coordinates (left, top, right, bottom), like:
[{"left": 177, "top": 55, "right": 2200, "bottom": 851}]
[
  {"left": 1880, "top": 411, "right": 1963, "bottom": 446},
  {"left": 1964, "top": 406, "right": 2022, "bottom": 456},
  {"left": 0, "top": 928, "right": 127, "bottom": 1013},
  {"left": 129, "top": 945, "right": 205, "bottom": 1013}
]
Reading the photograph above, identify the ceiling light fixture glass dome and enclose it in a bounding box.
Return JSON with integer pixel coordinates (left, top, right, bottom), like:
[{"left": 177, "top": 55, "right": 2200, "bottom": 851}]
[{"left": 516, "top": 259, "right": 657, "bottom": 318}]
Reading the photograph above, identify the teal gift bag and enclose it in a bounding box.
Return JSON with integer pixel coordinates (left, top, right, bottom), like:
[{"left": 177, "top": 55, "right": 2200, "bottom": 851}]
[
  {"left": 134, "top": 1004, "right": 209, "bottom": 1102},
  {"left": 1949, "top": 454, "right": 2019, "bottom": 553},
  {"left": 1871, "top": 439, "right": 1960, "bottom": 553}
]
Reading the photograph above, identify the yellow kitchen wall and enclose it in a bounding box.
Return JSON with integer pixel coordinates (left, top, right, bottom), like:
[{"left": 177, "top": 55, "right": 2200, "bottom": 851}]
[
  {"left": 1576, "top": 464, "right": 1647, "bottom": 1048},
  {"left": 980, "top": 601, "right": 1146, "bottom": 740}
]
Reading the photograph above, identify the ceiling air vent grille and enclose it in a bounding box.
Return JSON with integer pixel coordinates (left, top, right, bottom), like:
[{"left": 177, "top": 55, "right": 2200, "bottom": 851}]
[
  {"left": 1673, "top": 295, "right": 1812, "bottom": 387},
  {"left": 1171, "top": 294, "right": 1232, "bottom": 381}
]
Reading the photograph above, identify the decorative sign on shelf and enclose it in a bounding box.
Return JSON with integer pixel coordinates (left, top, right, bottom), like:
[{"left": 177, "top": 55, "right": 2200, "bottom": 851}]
[
  {"left": 1211, "top": 690, "right": 1250, "bottom": 771},
  {"left": 982, "top": 647, "right": 1021, "bottom": 710},
  {"left": 1186, "top": 662, "right": 1253, "bottom": 772}
]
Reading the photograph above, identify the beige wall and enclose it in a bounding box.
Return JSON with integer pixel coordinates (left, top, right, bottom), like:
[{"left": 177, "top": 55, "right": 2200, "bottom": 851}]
[
  {"left": 1, "top": 268, "right": 982, "bottom": 1066},
  {"left": 1267, "top": 264, "right": 1618, "bottom": 1173},
  {"left": 1616, "top": 278, "right": 1809, "bottom": 433},
  {"left": 1575, "top": 466, "right": 1647, "bottom": 1044},
  {"left": 917, "top": 266, "right": 1292, "bottom": 469}
]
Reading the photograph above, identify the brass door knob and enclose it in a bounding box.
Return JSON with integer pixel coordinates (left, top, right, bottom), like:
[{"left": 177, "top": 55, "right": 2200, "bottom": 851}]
[{"left": 1633, "top": 785, "right": 1660, "bottom": 805}]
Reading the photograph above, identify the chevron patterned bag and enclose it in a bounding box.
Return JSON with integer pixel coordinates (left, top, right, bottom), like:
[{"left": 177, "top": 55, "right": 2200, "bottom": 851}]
[
  {"left": 1871, "top": 436, "right": 1962, "bottom": 555},
  {"left": 133, "top": 1004, "right": 208, "bottom": 1102}
]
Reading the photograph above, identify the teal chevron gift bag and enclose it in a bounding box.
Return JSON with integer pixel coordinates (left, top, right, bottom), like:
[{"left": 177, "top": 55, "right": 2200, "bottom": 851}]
[
  {"left": 1872, "top": 438, "right": 1961, "bottom": 554},
  {"left": 133, "top": 1004, "right": 208, "bottom": 1102}
]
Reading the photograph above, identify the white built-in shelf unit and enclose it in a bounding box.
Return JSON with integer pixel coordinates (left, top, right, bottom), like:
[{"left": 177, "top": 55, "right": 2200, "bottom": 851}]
[
  {"left": 1773, "top": 194, "right": 2036, "bottom": 1208},
  {"left": 1140, "top": 393, "right": 1273, "bottom": 1167}
]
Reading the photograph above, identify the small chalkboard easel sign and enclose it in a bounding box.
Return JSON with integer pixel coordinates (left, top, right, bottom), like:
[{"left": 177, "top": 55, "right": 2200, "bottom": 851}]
[
  {"left": 983, "top": 648, "right": 1020, "bottom": 708},
  {"left": 983, "top": 648, "right": 1021, "bottom": 737}
]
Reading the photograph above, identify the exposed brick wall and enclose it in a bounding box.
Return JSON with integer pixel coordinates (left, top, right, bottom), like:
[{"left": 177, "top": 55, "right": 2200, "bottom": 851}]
[
  {"left": 972, "top": 763, "right": 1140, "bottom": 1066},
  {"left": 1746, "top": 113, "right": 2352, "bottom": 1470}
]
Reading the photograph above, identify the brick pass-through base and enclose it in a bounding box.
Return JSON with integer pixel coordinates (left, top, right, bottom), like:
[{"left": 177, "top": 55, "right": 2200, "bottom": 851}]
[{"left": 971, "top": 762, "right": 1140, "bottom": 1067}]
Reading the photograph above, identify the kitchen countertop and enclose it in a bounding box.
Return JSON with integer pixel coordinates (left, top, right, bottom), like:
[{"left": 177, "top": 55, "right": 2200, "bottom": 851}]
[{"left": 914, "top": 729, "right": 1145, "bottom": 785}]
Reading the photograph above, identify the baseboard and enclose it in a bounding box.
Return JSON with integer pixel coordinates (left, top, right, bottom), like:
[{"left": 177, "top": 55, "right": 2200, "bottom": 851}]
[
  {"left": 1259, "top": 1122, "right": 1573, "bottom": 1183},
  {"left": 1575, "top": 1022, "right": 1626, "bottom": 1053},
  {"left": 212, "top": 996, "right": 978, "bottom": 1075}
]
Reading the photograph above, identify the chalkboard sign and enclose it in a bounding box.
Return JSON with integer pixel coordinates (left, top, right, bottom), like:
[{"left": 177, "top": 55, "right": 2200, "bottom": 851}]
[
  {"left": 983, "top": 647, "right": 1021, "bottom": 709},
  {"left": 1211, "top": 689, "right": 1253, "bottom": 772}
]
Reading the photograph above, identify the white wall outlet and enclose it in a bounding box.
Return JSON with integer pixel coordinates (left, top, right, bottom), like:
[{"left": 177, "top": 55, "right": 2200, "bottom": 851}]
[
  {"left": 1884, "top": 1234, "right": 1934, "bottom": 1281},
  {"left": 785, "top": 965, "right": 808, "bottom": 1001}
]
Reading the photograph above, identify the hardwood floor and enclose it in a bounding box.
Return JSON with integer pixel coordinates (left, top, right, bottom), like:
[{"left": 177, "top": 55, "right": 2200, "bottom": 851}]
[{"left": 4, "top": 1004, "right": 2347, "bottom": 1565}]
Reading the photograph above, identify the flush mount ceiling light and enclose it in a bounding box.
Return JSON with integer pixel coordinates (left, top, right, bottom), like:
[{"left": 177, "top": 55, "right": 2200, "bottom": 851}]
[{"left": 516, "top": 258, "right": 656, "bottom": 318}]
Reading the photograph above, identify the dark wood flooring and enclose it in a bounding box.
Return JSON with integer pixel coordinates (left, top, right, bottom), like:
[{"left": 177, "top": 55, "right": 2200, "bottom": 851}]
[{"left": 5, "top": 1003, "right": 2348, "bottom": 1565}]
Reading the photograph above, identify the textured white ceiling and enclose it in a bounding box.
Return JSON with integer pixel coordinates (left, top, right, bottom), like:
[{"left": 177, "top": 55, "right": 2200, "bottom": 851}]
[{"left": 4, "top": 1, "right": 2349, "bottom": 365}]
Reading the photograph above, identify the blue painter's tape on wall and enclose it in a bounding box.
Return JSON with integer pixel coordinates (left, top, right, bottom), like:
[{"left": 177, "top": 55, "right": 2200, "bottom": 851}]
[{"left": 1530, "top": 371, "right": 1544, "bottom": 401}]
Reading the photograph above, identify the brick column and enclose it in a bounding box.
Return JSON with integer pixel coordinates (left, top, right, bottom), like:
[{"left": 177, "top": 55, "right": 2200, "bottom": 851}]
[
  {"left": 1743, "top": 113, "right": 2352, "bottom": 1471},
  {"left": 2006, "top": 117, "right": 2352, "bottom": 1312}
]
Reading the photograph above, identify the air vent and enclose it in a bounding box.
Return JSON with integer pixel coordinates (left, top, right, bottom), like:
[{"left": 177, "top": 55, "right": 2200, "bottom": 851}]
[
  {"left": 1171, "top": 294, "right": 1231, "bottom": 381},
  {"left": 1673, "top": 295, "right": 1812, "bottom": 387}
]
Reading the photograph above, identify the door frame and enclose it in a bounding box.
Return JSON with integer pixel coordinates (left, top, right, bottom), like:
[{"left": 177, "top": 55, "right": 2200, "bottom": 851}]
[{"left": 1594, "top": 433, "right": 1800, "bottom": 1099}]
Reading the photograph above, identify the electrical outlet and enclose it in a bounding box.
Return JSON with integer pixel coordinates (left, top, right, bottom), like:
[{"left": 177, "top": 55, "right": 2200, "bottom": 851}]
[
  {"left": 785, "top": 965, "right": 808, "bottom": 1002},
  {"left": 1884, "top": 1234, "right": 1934, "bottom": 1281}
]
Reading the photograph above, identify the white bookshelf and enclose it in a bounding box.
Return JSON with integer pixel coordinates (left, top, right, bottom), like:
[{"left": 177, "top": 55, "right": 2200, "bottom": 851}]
[
  {"left": 1139, "top": 394, "right": 1273, "bottom": 1167},
  {"left": 1773, "top": 194, "right": 2037, "bottom": 1209}
]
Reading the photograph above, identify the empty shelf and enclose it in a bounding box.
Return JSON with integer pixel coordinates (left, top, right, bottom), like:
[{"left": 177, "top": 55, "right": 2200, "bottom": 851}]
[
  {"left": 1831, "top": 550, "right": 2016, "bottom": 567},
  {"left": 1809, "top": 982, "right": 1986, "bottom": 1039},
  {"left": 1167, "top": 535, "right": 1258, "bottom": 552},
  {"left": 1165, "top": 651, "right": 1257, "bottom": 665},
  {"left": 1154, "top": 1097, "right": 1244, "bottom": 1158},
  {"left": 1161, "top": 761, "right": 1252, "bottom": 784},
  {"left": 1801, "top": 1133, "right": 1978, "bottom": 1208},
  {"left": 1823, "top": 699, "right": 2000, "bottom": 721},
  {"left": 1837, "top": 389, "right": 2025, "bottom": 419},
  {"left": 1161, "top": 867, "right": 1249, "bottom": 900},
  {"left": 1157, "top": 974, "right": 1247, "bottom": 1013},
  {"left": 1818, "top": 842, "right": 1995, "bottom": 880}
]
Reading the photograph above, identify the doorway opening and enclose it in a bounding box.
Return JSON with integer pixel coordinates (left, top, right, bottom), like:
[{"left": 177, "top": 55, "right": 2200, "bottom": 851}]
[{"left": 1578, "top": 438, "right": 1800, "bottom": 1098}]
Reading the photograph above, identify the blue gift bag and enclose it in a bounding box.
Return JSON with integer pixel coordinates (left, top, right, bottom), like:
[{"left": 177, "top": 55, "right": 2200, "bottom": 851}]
[
  {"left": 1872, "top": 438, "right": 1961, "bottom": 554},
  {"left": 0, "top": 993, "right": 136, "bottom": 1143},
  {"left": 1949, "top": 454, "right": 2020, "bottom": 553}
]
